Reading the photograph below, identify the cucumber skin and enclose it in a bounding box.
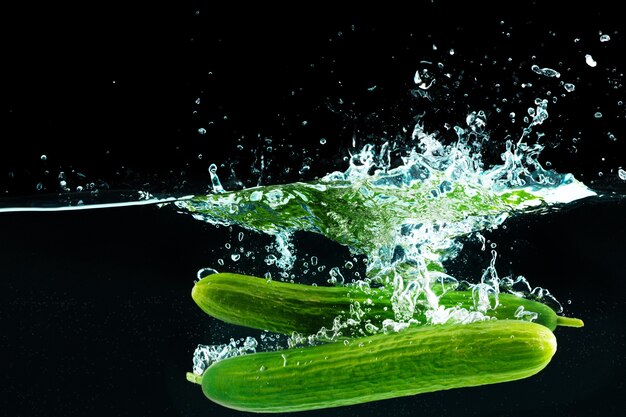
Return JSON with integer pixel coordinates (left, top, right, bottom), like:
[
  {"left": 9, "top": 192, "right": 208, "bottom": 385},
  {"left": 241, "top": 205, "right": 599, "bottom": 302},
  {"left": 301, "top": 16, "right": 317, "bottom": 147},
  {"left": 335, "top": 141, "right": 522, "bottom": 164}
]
[
  {"left": 192, "top": 273, "right": 558, "bottom": 335},
  {"left": 202, "top": 320, "right": 557, "bottom": 413}
]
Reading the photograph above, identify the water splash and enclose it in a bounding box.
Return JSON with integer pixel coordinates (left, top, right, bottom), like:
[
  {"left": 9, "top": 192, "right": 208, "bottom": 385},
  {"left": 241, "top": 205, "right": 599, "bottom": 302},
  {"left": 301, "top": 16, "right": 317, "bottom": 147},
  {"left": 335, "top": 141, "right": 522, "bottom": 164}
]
[
  {"left": 192, "top": 337, "right": 258, "bottom": 375},
  {"left": 175, "top": 99, "right": 596, "bottom": 336}
]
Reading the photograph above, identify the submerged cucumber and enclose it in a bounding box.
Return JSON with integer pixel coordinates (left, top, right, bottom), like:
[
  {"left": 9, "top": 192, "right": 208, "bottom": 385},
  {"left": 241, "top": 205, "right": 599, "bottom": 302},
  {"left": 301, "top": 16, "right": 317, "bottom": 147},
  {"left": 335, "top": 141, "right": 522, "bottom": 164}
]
[
  {"left": 189, "top": 320, "right": 557, "bottom": 413},
  {"left": 191, "top": 273, "right": 583, "bottom": 335}
]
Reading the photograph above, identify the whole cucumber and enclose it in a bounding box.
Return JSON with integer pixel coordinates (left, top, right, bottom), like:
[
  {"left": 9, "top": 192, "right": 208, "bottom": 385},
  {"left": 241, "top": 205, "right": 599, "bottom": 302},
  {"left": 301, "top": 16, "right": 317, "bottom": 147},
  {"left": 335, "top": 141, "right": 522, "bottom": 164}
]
[
  {"left": 191, "top": 320, "right": 557, "bottom": 413},
  {"left": 191, "top": 273, "right": 583, "bottom": 335}
]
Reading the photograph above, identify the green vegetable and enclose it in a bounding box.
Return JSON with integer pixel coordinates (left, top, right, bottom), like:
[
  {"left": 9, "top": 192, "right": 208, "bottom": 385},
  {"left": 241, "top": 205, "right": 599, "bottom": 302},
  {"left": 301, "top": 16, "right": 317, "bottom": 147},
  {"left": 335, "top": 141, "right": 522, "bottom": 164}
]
[
  {"left": 187, "top": 320, "right": 557, "bottom": 413},
  {"left": 191, "top": 273, "right": 583, "bottom": 335}
]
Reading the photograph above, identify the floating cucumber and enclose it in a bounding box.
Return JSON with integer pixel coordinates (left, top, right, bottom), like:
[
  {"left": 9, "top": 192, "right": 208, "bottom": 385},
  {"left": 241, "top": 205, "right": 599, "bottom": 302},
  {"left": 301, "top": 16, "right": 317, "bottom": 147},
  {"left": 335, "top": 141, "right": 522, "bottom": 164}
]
[
  {"left": 186, "top": 320, "right": 557, "bottom": 413},
  {"left": 191, "top": 273, "right": 583, "bottom": 335}
]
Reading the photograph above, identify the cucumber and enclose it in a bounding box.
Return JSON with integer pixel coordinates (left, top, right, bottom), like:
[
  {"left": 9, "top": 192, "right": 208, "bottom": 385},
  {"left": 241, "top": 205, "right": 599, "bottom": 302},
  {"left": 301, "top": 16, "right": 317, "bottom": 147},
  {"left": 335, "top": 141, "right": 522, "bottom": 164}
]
[
  {"left": 188, "top": 320, "right": 557, "bottom": 413},
  {"left": 191, "top": 273, "right": 583, "bottom": 335}
]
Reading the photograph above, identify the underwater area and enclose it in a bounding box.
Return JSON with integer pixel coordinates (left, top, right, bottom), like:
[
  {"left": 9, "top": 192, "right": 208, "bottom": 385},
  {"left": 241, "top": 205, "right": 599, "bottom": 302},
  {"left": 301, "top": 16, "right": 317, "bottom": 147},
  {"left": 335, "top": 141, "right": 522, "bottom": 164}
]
[{"left": 2, "top": 2, "right": 626, "bottom": 416}]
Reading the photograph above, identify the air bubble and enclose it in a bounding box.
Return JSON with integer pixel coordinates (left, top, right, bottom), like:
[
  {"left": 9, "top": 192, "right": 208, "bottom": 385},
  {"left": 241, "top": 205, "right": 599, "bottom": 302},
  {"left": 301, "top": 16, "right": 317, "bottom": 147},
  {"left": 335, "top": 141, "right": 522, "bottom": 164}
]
[{"left": 197, "top": 268, "right": 219, "bottom": 280}]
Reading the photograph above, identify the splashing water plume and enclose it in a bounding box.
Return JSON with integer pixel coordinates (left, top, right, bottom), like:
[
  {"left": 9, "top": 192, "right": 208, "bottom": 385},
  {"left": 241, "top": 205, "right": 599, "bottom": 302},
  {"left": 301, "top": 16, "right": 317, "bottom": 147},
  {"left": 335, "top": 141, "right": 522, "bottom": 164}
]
[{"left": 177, "top": 97, "right": 595, "bottom": 364}]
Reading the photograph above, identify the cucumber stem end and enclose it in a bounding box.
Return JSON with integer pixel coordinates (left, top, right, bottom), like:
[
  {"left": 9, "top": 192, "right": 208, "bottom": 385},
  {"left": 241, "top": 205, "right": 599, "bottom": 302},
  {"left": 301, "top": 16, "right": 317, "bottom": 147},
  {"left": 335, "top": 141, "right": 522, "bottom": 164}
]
[
  {"left": 186, "top": 372, "right": 203, "bottom": 385},
  {"left": 556, "top": 316, "right": 584, "bottom": 328}
]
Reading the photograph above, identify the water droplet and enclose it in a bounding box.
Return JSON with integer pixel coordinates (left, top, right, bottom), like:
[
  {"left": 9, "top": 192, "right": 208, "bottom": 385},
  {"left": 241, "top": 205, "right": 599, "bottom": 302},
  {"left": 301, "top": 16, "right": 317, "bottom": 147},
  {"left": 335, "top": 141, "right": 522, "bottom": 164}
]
[
  {"left": 564, "top": 83, "right": 575, "bottom": 92},
  {"left": 231, "top": 254, "right": 241, "bottom": 262},
  {"left": 509, "top": 112, "right": 515, "bottom": 119},
  {"left": 414, "top": 70, "right": 422, "bottom": 84},
  {"left": 195, "top": 97, "right": 201, "bottom": 105},
  {"left": 594, "top": 112, "right": 603, "bottom": 119},
  {"left": 198, "top": 128, "right": 206, "bottom": 135},
  {"left": 619, "top": 169, "right": 626, "bottom": 180},
  {"left": 600, "top": 34, "right": 611, "bottom": 42},
  {"left": 310, "top": 256, "right": 318, "bottom": 266},
  {"left": 238, "top": 232, "right": 244, "bottom": 241},
  {"left": 40, "top": 155, "right": 47, "bottom": 161},
  {"left": 225, "top": 243, "right": 231, "bottom": 249},
  {"left": 320, "top": 138, "right": 327, "bottom": 145},
  {"left": 217, "top": 259, "right": 224, "bottom": 266},
  {"left": 531, "top": 64, "right": 561, "bottom": 78},
  {"left": 36, "top": 182, "right": 43, "bottom": 191},
  {"left": 344, "top": 261, "right": 354, "bottom": 269},
  {"left": 198, "top": 154, "right": 203, "bottom": 159},
  {"left": 208, "top": 163, "right": 224, "bottom": 193},
  {"left": 585, "top": 54, "right": 597, "bottom": 67},
  {"left": 449, "top": 48, "right": 455, "bottom": 56}
]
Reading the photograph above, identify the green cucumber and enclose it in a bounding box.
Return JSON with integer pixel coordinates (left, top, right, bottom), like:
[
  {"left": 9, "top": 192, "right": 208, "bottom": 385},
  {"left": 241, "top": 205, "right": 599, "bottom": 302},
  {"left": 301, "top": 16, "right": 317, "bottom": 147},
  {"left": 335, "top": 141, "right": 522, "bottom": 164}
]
[
  {"left": 191, "top": 273, "right": 583, "bottom": 335},
  {"left": 187, "top": 320, "right": 557, "bottom": 413}
]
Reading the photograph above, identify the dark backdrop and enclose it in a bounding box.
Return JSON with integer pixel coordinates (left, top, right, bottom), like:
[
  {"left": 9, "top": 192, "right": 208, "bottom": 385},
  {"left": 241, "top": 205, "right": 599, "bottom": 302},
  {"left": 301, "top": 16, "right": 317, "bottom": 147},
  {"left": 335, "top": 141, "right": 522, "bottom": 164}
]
[{"left": 2, "top": 2, "right": 625, "bottom": 417}]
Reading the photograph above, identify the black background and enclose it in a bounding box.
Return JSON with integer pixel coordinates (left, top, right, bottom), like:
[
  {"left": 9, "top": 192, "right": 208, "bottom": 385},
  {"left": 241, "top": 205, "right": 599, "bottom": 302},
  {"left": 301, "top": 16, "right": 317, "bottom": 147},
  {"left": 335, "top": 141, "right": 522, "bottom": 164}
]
[{"left": 2, "top": 2, "right": 626, "bottom": 416}]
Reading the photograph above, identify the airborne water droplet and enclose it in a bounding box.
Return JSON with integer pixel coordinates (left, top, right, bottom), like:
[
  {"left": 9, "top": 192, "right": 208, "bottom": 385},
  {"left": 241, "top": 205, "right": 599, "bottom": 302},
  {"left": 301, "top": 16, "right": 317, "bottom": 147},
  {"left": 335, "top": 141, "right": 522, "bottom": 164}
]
[
  {"left": 531, "top": 64, "right": 561, "bottom": 78},
  {"left": 600, "top": 34, "right": 611, "bottom": 42},
  {"left": 619, "top": 169, "right": 626, "bottom": 180},
  {"left": 585, "top": 54, "right": 597, "bottom": 67}
]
